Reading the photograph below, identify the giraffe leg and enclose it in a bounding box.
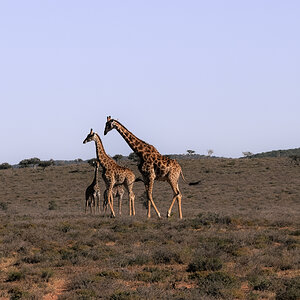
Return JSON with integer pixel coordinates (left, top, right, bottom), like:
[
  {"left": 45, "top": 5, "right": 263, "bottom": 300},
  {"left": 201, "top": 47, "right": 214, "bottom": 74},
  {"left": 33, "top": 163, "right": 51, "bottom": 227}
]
[
  {"left": 146, "top": 178, "right": 161, "bottom": 218},
  {"left": 92, "top": 194, "right": 95, "bottom": 214},
  {"left": 103, "top": 190, "right": 107, "bottom": 214},
  {"left": 118, "top": 193, "right": 122, "bottom": 215},
  {"left": 167, "top": 182, "right": 182, "bottom": 219},
  {"left": 109, "top": 191, "right": 115, "bottom": 217},
  {"left": 125, "top": 182, "right": 135, "bottom": 216},
  {"left": 85, "top": 197, "right": 88, "bottom": 214},
  {"left": 177, "top": 191, "right": 182, "bottom": 219},
  {"left": 96, "top": 192, "right": 100, "bottom": 213},
  {"left": 106, "top": 186, "right": 116, "bottom": 217},
  {"left": 131, "top": 192, "right": 135, "bottom": 216},
  {"left": 128, "top": 187, "right": 135, "bottom": 216}
]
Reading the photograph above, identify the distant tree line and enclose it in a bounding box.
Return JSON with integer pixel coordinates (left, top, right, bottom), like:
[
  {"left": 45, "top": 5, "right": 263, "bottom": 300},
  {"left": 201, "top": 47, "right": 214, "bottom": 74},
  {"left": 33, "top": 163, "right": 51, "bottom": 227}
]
[
  {"left": 18, "top": 158, "right": 54, "bottom": 170},
  {"left": 251, "top": 148, "right": 300, "bottom": 158}
]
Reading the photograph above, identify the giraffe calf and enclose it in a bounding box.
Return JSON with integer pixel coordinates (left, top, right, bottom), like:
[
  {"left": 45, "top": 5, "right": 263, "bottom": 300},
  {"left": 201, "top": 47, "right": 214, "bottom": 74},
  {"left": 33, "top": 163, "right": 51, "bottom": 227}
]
[{"left": 85, "top": 162, "right": 101, "bottom": 214}]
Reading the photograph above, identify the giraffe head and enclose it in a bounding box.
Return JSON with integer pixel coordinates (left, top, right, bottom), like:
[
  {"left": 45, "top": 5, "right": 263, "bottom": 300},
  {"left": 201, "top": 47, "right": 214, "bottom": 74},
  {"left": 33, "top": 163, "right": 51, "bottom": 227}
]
[
  {"left": 104, "top": 116, "right": 116, "bottom": 135},
  {"left": 83, "top": 128, "right": 97, "bottom": 144}
]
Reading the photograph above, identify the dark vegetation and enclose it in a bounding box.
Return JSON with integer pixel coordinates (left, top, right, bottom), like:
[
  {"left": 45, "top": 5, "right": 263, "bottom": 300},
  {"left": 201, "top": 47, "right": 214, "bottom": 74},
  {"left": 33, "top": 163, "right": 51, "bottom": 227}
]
[
  {"left": 251, "top": 147, "right": 300, "bottom": 158},
  {"left": 0, "top": 156, "right": 299, "bottom": 299}
]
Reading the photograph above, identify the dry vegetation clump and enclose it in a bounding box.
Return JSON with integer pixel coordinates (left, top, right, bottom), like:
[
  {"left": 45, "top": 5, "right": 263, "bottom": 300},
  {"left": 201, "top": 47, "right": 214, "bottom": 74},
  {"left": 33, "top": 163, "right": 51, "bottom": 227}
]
[{"left": 0, "top": 157, "right": 299, "bottom": 299}]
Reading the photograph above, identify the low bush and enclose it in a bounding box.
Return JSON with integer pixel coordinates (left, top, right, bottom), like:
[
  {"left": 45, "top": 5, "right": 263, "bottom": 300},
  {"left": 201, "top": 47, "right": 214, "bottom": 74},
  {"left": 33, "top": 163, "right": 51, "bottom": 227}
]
[
  {"left": 249, "top": 274, "right": 272, "bottom": 291},
  {"left": 7, "top": 271, "right": 25, "bottom": 282},
  {"left": 128, "top": 253, "right": 151, "bottom": 266},
  {"left": 187, "top": 257, "right": 223, "bottom": 272},
  {"left": 0, "top": 202, "right": 8, "bottom": 211},
  {"left": 110, "top": 290, "right": 137, "bottom": 300},
  {"left": 192, "top": 271, "right": 238, "bottom": 298},
  {"left": 48, "top": 200, "right": 58, "bottom": 210},
  {"left": 152, "top": 247, "right": 182, "bottom": 264},
  {"left": 135, "top": 267, "right": 171, "bottom": 283},
  {"left": 275, "top": 277, "right": 300, "bottom": 300},
  {"left": 0, "top": 163, "right": 12, "bottom": 169}
]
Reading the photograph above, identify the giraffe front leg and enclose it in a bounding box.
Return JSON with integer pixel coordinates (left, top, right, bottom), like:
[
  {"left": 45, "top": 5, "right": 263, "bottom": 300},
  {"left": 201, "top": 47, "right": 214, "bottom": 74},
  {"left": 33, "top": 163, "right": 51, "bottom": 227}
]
[
  {"left": 131, "top": 192, "right": 135, "bottom": 216},
  {"left": 106, "top": 187, "right": 116, "bottom": 218},
  {"left": 109, "top": 191, "right": 115, "bottom": 218}
]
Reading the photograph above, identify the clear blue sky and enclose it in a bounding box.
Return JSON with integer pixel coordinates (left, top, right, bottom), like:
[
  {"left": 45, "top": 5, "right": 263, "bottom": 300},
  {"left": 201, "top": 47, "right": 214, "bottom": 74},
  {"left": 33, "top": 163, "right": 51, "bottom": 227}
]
[{"left": 1, "top": 1, "right": 299, "bottom": 164}]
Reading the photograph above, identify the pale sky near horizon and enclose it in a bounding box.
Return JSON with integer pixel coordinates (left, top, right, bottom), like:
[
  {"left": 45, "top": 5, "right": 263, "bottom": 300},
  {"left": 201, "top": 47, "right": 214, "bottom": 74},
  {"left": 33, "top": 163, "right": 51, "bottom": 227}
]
[{"left": 0, "top": 1, "right": 299, "bottom": 164}]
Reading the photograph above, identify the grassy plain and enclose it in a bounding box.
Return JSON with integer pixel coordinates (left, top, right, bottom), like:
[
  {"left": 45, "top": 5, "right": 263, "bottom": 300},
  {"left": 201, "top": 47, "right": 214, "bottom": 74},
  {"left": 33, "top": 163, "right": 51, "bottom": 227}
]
[{"left": 0, "top": 157, "right": 299, "bottom": 299}]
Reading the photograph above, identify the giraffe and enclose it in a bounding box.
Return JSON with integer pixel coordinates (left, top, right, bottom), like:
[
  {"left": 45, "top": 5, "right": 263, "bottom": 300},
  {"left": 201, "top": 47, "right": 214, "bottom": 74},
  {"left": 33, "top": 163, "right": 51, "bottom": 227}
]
[
  {"left": 104, "top": 116, "right": 185, "bottom": 219},
  {"left": 83, "top": 129, "right": 136, "bottom": 217},
  {"left": 103, "top": 185, "right": 125, "bottom": 215},
  {"left": 85, "top": 161, "right": 101, "bottom": 214}
]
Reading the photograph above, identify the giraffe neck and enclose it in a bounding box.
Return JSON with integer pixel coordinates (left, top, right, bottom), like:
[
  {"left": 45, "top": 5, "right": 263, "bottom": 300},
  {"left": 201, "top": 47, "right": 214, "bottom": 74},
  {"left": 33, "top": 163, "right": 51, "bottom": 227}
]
[
  {"left": 93, "top": 164, "right": 99, "bottom": 186},
  {"left": 114, "top": 121, "right": 158, "bottom": 157},
  {"left": 94, "top": 133, "right": 114, "bottom": 169}
]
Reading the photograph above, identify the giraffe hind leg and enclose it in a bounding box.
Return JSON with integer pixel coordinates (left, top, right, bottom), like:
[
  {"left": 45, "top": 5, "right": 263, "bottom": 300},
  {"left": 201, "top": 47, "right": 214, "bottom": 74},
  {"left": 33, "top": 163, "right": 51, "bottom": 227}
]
[
  {"left": 107, "top": 187, "right": 116, "bottom": 217},
  {"left": 167, "top": 182, "right": 183, "bottom": 219}
]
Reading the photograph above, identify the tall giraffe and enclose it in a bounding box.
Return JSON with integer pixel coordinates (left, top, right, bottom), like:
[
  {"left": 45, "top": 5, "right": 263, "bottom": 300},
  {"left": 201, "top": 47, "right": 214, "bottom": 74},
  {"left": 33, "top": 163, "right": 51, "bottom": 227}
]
[
  {"left": 104, "top": 116, "right": 184, "bottom": 219},
  {"left": 85, "top": 161, "right": 101, "bottom": 214},
  {"left": 83, "top": 129, "right": 136, "bottom": 217}
]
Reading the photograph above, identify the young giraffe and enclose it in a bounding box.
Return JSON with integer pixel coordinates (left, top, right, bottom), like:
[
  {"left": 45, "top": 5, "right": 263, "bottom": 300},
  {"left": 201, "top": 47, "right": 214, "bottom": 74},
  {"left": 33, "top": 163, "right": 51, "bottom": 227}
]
[
  {"left": 83, "top": 129, "right": 136, "bottom": 217},
  {"left": 85, "top": 161, "right": 101, "bottom": 214},
  {"left": 104, "top": 116, "right": 185, "bottom": 219}
]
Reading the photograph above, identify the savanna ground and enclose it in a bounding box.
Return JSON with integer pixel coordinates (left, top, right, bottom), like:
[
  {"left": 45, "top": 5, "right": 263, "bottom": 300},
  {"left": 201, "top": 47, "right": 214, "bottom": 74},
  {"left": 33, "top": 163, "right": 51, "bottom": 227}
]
[{"left": 0, "top": 157, "right": 299, "bottom": 299}]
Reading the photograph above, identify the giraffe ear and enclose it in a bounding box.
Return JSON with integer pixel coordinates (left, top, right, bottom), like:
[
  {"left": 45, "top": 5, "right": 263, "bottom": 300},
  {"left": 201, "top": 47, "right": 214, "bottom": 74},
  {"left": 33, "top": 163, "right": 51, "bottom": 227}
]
[{"left": 107, "top": 116, "right": 111, "bottom": 121}]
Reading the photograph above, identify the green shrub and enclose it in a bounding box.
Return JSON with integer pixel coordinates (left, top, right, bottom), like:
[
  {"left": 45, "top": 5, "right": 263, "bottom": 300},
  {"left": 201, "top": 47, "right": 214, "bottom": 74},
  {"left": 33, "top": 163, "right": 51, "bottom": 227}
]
[
  {"left": 187, "top": 257, "right": 223, "bottom": 272},
  {"left": 41, "top": 269, "right": 54, "bottom": 282},
  {"left": 97, "top": 270, "right": 121, "bottom": 279},
  {"left": 275, "top": 277, "right": 300, "bottom": 300},
  {"left": 152, "top": 248, "right": 182, "bottom": 264},
  {"left": 8, "top": 288, "right": 24, "bottom": 300},
  {"left": 193, "top": 271, "right": 238, "bottom": 297},
  {"left": 7, "top": 271, "right": 25, "bottom": 282},
  {"left": 19, "top": 157, "right": 40, "bottom": 168},
  {"left": 48, "top": 200, "right": 58, "bottom": 210},
  {"left": 128, "top": 254, "right": 151, "bottom": 266},
  {"left": 0, "top": 162, "right": 12, "bottom": 169},
  {"left": 249, "top": 275, "right": 272, "bottom": 291},
  {"left": 0, "top": 202, "right": 8, "bottom": 211},
  {"left": 189, "top": 212, "right": 232, "bottom": 228},
  {"left": 135, "top": 267, "right": 171, "bottom": 283},
  {"left": 110, "top": 290, "right": 136, "bottom": 300},
  {"left": 38, "top": 160, "right": 54, "bottom": 170}
]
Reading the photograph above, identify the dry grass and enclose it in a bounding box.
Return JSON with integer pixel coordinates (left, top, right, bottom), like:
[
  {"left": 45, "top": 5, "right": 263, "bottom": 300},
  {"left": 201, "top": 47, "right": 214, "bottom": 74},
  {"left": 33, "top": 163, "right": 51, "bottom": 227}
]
[{"left": 0, "top": 157, "right": 299, "bottom": 299}]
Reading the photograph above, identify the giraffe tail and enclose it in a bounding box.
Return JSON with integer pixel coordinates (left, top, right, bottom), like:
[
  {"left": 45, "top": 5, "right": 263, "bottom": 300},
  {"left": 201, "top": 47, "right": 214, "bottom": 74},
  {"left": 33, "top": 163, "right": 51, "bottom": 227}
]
[
  {"left": 181, "top": 169, "right": 201, "bottom": 186},
  {"left": 180, "top": 169, "right": 187, "bottom": 183}
]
